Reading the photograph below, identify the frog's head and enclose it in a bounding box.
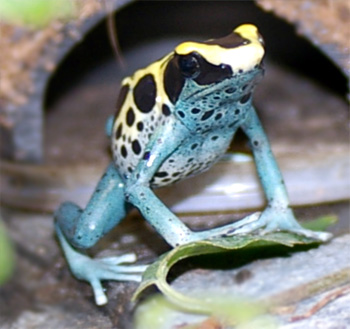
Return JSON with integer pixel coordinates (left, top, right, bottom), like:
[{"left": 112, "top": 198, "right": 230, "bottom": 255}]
[{"left": 164, "top": 24, "right": 265, "bottom": 104}]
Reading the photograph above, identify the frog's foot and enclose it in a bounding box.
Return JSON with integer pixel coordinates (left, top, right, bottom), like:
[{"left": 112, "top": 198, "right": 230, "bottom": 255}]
[
  {"left": 74, "top": 253, "right": 147, "bottom": 305},
  {"left": 56, "top": 225, "right": 147, "bottom": 305},
  {"left": 228, "top": 207, "right": 332, "bottom": 242}
]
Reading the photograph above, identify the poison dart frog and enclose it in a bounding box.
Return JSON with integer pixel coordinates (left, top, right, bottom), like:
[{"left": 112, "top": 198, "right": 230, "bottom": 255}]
[{"left": 54, "top": 24, "right": 331, "bottom": 305}]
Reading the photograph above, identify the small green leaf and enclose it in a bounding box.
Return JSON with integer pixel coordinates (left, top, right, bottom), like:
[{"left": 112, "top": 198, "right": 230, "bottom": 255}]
[
  {"left": 0, "top": 219, "right": 15, "bottom": 285},
  {"left": 301, "top": 215, "right": 337, "bottom": 231},
  {"left": 134, "top": 293, "right": 278, "bottom": 329},
  {"left": 0, "top": 0, "right": 76, "bottom": 28}
]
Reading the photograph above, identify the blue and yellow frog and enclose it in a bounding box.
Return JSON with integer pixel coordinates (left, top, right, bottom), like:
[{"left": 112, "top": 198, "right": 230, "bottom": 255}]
[{"left": 54, "top": 24, "right": 331, "bottom": 305}]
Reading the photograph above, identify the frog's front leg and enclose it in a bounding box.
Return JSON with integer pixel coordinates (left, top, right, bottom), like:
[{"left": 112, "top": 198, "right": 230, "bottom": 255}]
[
  {"left": 54, "top": 163, "right": 147, "bottom": 305},
  {"left": 124, "top": 119, "right": 264, "bottom": 246},
  {"left": 229, "top": 107, "right": 331, "bottom": 242}
]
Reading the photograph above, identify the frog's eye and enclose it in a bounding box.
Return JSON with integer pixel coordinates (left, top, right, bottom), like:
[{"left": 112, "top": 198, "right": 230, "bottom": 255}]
[{"left": 178, "top": 54, "right": 200, "bottom": 78}]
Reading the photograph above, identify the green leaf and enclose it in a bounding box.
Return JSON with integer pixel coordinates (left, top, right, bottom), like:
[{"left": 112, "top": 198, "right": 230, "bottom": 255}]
[
  {"left": 134, "top": 293, "right": 278, "bottom": 329},
  {"left": 0, "top": 0, "right": 76, "bottom": 28},
  {"left": 133, "top": 215, "right": 335, "bottom": 318},
  {"left": 301, "top": 214, "right": 337, "bottom": 231},
  {"left": 0, "top": 218, "right": 15, "bottom": 285}
]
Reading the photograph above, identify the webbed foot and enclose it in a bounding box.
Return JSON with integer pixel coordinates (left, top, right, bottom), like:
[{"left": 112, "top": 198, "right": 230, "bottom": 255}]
[
  {"left": 56, "top": 225, "right": 147, "bottom": 305},
  {"left": 228, "top": 207, "right": 332, "bottom": 242}
]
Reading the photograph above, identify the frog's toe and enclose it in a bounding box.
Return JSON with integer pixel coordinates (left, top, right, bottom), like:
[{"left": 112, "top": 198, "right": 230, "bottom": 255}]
[
  {"left": 86, "top": 256, "right": 147, "bottom": 305},
  {"left": 90, "top": 279, "right": 108, "bottom": 306},
  {"left": 284, "top": 227, "right": 332, "bottom": 242},
  {"left": 225, "top": 212, "right": 263, "bottom": 235}
]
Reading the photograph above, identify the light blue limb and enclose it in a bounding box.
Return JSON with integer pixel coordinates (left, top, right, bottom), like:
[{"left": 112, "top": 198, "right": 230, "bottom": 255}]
[
  {"left": 54, "top": 163, "right": 147, "bottom": 305},
  {"left": 125, "top": 118, "right": 195, "bottom": 246},
  {"left": 124, "top": 119, "right": 269, "bottom": 247},
  {"left": 56, "top": 224, "right": 146, "bottom": 305},
  {"left": 229, "top": 106, "right": 332, "bottom": 241}
]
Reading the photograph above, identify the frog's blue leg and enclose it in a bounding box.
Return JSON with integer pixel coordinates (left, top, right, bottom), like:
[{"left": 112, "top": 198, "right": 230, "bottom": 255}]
[
  {"left": 54, "top": 163, "right": 147, "bottom": 305},
  {"left": 227, "top": 106, "right": 331, "bottom": 241}
]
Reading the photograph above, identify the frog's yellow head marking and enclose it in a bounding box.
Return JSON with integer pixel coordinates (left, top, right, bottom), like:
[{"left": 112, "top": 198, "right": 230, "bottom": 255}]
[
  {"left": 175, "top": 24, "right": 264, "bottom": 72},
  {"left": 164, "top": 24, "right": 265, "bottom": 103}
]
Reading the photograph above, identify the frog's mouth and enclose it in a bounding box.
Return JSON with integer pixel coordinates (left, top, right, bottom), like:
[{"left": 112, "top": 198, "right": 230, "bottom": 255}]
[{"left": 182, "top": 66, "right": 263, "bottom": 103}]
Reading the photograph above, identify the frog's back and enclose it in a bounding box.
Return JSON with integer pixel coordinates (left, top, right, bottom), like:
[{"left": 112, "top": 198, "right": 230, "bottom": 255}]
[{"left": 111, "top": 55, "right": 175, "bottom": 181}]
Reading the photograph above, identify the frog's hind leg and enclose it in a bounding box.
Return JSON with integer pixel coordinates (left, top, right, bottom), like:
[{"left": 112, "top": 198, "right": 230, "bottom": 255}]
[{"left": 54, "top": 163, "right": 147, "bottom": 305}]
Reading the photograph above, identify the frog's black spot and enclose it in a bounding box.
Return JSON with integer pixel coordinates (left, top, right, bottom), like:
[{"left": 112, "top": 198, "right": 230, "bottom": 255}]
[
  {"left": 154, "top": 171, "right": 168, "bottom": 178},
  {"left": 164, "top": 55, "right": 185, "bottom": 104},
  {"left": 228, "top": 120, "right": 239, "bottom": 128},
  {"left": 161, "top": 178, "right": 172, "bottom": 183},
  {"left": 191, "top": 143, "right": 198, "bottom": 150},
  {"left": 115, "top": 84, "right": 129, "bottom": 115},
  {"left": 235, "top": 109, "right": 240, "bottom": 115},
  {"left": 151, "top": 115, "right": 154, "bottom": 121},
  {"left": 191, "top": 108, "right": 201, "bottom": 114},
  {"left": 178, "top": 111, "right": 185, "bottom": 118},
  {"left": 127, "top": 167, "right": 133, "bottom": 173},
  {"left": 187, "top": 158, "right": 194, "bottom": 163},
  {"left": 238, "top": 69, "right": 243, "bottom": 74},
  {"left": 211, "top": 136, "right": 219, "bottom": 141},
  {"left": 137, "top": 121, "right": 144, "bottom": 131},
  {"left": 115, "top": 123, "right": 122, "bottom": 139},
  {"left": 132, "top": 139, "right": 142, "bottom": 155},
  {"left": 126, "top": 107, "right": 135, "bottom": 126},
  {"left": 122, "top": 134, "right": 126, "bottom": 141},
  {"left": 204, "top": 31, "right": 248, "bottom": 49},
  {"left": 253, "top": 140, "right": 259, "bottom": 147},
  {"left": 172, "top": 172, "right": 181, "bottom": 177},
  {"left": 215, "top": 113, "right": 222, "bottom": 121},
  {"left": 201, "top": 110, "right": 214, "bottom": 121},
  {"left": 225, "top": 87, "right": 236, "bottom": 94},
  {"left": 242, "top": 84, "right": 249, "bottom": 91},
  {"left": 213, "top": 96, "right": 220, "bottom": 100},
  {"left": 240, "top": 93, "right": 251, "bottom": 104},
  {"left": 134, "top": 74, "right": 156, "bottom": 113},
  {"left": 143, "top": 151, "right": 151, "bottom": 160},
  {"left": 121, "top": 145, "right": 128, "bottom": 158},
  {"left": 162, "top": 104, "right": 171, "bottom": 116},
  {"left": 168, "top": 159, "right": 174, "bottom": 163}
]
